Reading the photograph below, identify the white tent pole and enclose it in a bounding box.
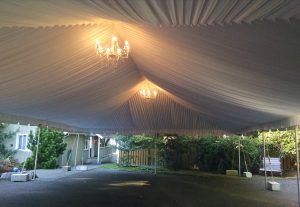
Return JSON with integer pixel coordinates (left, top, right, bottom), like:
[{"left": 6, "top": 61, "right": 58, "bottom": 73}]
[
  {"left": 74, "top": 133, "right": 79, "bottom": 167},
  {"left": 238, "top": 136, "right": 241, "bottom": 176},
  {"left": 33, "top": 127, "right": 40, "bottom": 180},
  {"left": 263, "top": 132, "right": 267, "bottom": 190},
  {"left": 154, "top": 133, "right": 157, "bottom": 175},
  {"left": 295, "top": 126, "right": 300, "bottom": 207}
]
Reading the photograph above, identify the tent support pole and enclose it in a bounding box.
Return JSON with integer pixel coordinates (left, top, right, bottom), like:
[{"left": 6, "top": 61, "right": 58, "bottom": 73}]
[
  {"left": 154, "top": 133, "right": 157, "bottom": 175},
  {"left": 295, "top": 126, "right": 300, "bottom": 207},
  {"left": 61, "top": 136, "right": 64, "bottom": 167},
  {"left": 33, "top": 127, "right": 40, "bottom": 180},
  {"left": 263, "top": 132, "right": 267, "bottom": 190},
  {"left": 238, "top": 137, "right": 241, "bottom": 176}
]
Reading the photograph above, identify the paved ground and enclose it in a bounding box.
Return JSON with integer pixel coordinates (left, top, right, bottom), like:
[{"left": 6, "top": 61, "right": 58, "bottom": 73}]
[
  {"left": 0, "top": 168, "right": 298, "bottom": 207},
  {"left": 32, "top": 165, "right": 99, "bottom": 181}
]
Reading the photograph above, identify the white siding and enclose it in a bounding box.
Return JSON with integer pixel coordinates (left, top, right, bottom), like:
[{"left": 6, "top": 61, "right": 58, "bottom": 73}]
[{"left": 4, "top": 124, "right": 37, "bottom": 163}]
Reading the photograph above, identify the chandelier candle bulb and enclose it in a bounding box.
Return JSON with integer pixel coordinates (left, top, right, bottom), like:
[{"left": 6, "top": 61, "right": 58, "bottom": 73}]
[
  {"left": 95, "top": 36, "right": 130, "bottom": 68},
  {"left": 139, "top": 84, "right": 158, "bottom": 100}
]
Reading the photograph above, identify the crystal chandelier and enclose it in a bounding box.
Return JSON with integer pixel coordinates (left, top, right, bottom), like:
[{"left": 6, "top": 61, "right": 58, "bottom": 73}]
[
  {"left": 96, "top": 36, "right": 130, "bottom": 68},
  {"left": 139, "top": 85, "right": 158, "bottom": 100}
]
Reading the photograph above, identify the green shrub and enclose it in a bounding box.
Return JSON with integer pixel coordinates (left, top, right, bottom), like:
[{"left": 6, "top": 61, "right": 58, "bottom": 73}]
[
  {"left": 25, "top": 127, "right": 67, "bottom": 170},
  {"left": 257, "top": 130, "right": 300, "bottom": 171},
  {"left": 115, "top": 134, "right": 262, "bottom": 174},
  {"left": 196, "top": 136, "right": 260, "bottom": 173},
  {"left": 258, "top": 130, "right": 297, "bottom": 158},
  {"left": 162, "top": 136, "right": 191, "bottom": 170}
]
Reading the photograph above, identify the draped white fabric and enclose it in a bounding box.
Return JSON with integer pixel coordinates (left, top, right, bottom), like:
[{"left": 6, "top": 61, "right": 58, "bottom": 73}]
[
  {"left": 0, "top": 0, "right": 299, "bottom": 27},
  {"left": 0, "top": 23, "right": 144, "bottom": 130},
  {"left": 117, "top": 22, "right": 300, "bottom": 130},
  {"left": 0, "top": 1, "right": 299, "bottom": 134}
]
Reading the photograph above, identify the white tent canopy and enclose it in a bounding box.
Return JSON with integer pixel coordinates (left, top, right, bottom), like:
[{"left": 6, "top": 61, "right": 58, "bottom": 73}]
[{"left": 0, "top": 0, "right": 299, "bottom": 135}]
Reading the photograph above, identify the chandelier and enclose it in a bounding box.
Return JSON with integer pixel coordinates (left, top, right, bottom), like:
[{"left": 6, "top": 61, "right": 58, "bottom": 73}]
[
  {"left": 96, "top": 36, "right": 130, "bottom": 68},
  {"left": 139, "top": 85, "right": 158, "bottom": 100}
]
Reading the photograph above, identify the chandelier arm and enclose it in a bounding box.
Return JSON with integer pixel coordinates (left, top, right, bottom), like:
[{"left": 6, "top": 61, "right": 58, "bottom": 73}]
[{"left": 96, "top": 36, "right": 130, "bottom": 68}]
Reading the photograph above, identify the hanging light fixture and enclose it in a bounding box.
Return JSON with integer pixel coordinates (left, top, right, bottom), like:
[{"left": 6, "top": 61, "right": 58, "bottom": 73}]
[
  {"left": 96, "top": 36, "right": 130, "bottom": 68},
  {"left": 139, "top": 84, "right": 158, "bottom": 100}
]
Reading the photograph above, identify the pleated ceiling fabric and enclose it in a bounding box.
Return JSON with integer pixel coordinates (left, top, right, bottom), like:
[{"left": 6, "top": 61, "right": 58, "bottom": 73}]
[
  {"left": 0, "top": 23, "right": 144, "bottom": 130},
  {"left": 0, "top": 1, "right": 299, "bottom": 134},
  {"left": 0, "top": 0, "right": 299, "bottom": 27},
  {"left": 117, "top": 22, "right": 300, "bottom": 130},
  {"left": 86, "top": 92, "right": 230, "bottom": 136}
]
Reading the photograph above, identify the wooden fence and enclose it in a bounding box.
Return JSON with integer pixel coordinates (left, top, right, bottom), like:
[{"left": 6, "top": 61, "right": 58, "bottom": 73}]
[
  {"left": 119, "top": 148, "right": 198, "bottom": 169},
  {"left": 119, "top": 148, "right": 298, "bottom": 174},
  {"left": 119, "top": 149, "right": 164, "bottom": 166}
]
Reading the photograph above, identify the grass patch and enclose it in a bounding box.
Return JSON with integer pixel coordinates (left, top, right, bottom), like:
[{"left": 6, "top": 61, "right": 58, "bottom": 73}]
[
  {"left": 99, "top": 163, "right": 207, "bottom": 176},
  {"left": 99, "top": 163, "right": 154, "bottom": 172},
  {"left": 99, "top": 164, "right": 265, "bottom": 179}
]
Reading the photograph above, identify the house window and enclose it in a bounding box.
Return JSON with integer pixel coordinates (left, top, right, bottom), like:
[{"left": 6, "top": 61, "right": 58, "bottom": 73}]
[
  {"left": 16, "top": 134, "right": 28, "bottom": 150},
  {"left": 84, "top": 138, "right": 89, "bottom": 150}
]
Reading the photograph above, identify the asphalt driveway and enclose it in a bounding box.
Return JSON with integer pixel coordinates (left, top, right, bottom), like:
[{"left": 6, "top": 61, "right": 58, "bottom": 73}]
[{"left": 0, "top": 168, "right": 298, "bottom": 207}]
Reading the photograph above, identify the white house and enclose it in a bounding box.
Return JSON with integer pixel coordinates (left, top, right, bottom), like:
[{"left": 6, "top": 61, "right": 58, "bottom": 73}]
[
  {"left": 3, "top": 123, "right": 116, "bottom": 166},
  {"left": 3, "top": 123, "right": 37, "bottom": 163}
]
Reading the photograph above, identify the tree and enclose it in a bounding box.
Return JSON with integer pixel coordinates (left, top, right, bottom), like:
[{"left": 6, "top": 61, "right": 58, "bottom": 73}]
[
  {"left": 258, "top": 130, "right": 298, "bottom": 158},
  {"left": 196, "top": 136, "right": 260, "bottom": 173},
  {"left": 257, "top": 130, "right": 299, "bottom": 172},
  {"left": 25, "top": 127, "right": 67, "bottom": 169},
  {"left": 162, "top": 135, "right": 192, "bottom": 170},
  {"left": 0, "top": 123, "right": 15, "bottom": 160}
]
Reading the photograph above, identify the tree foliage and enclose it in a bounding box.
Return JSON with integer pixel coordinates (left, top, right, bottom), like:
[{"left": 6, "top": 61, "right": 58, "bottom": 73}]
[
  {"left": 115, "top": 134, "right": 163, "bottom": 151},
  {"left": 25, "top": 127, "right": 67, "bottom": 169},
  {"left": 0, "top": 123, "right": 15, "bottom": 160},
  {"left": 162, "top": 135, "right": 193, "bottom": 170},
  {"left": 114, "top": 130, "right": 298, "bottom": 173},
  {"left": 196, "top": 136, "right": 260, "bottom": 173},
  {"left": 258, "top": 130, "right": 298, "bottom": 158}
]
